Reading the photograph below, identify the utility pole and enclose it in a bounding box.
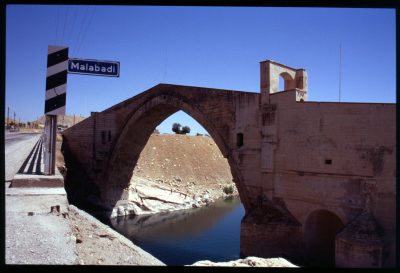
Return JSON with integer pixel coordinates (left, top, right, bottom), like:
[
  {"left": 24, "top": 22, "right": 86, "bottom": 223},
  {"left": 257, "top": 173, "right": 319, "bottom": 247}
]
[
  {"left": 13, "top": 112, "right": 16, "bottom": 125},
  {"left": 339, "top": 43, "right": 342, "bottom": 102},
  {"left": 7, "top": 106, "right": 9, "bottom": 126}
]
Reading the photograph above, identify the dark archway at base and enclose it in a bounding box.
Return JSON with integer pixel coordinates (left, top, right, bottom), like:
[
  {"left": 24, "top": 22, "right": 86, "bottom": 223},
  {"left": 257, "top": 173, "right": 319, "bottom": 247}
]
[{"left": 304, "top": 210, "right": 344, "bottom": 267}]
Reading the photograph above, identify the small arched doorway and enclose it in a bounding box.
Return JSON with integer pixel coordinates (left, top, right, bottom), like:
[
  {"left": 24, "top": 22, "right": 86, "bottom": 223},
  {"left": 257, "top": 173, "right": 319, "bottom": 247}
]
[{"left": 304, "top": 209, "right": 344, "bottom": 267}]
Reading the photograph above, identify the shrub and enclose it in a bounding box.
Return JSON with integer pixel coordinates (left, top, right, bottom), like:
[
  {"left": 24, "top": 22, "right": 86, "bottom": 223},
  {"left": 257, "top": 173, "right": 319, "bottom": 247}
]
[
  {"left": 172, "top": 123, "right": 191, "bottom": 134},
  {"left": 172, "top": 123, "right": 181, "bottom": 134},
  {"left": 181, "top": 126, "right": 191, "bottom": 134},
  {"left": 223, "top": 185, "right": 234, "bottom": 195}
]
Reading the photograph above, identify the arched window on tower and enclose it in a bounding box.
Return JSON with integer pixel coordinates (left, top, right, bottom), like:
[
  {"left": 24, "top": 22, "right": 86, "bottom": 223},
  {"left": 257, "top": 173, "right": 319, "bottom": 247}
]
[{"left": 279, "top": 72, "right": 294, "bottom": 91}]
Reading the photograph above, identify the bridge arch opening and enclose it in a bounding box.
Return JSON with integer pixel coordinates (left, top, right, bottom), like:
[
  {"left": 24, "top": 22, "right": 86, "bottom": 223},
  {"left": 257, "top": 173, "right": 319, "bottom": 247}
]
[
  {"left": 304, "top": 209, "right": 344, "bottom": 267},
  {"left": 103, "top": 93, "right": 248, "bottom": 215}
]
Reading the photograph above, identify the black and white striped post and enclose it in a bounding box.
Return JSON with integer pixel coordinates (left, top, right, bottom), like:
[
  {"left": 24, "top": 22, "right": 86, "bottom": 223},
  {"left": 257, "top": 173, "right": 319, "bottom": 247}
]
[{"left": 44, "top": 45, "right": 68, "bottom": 175}]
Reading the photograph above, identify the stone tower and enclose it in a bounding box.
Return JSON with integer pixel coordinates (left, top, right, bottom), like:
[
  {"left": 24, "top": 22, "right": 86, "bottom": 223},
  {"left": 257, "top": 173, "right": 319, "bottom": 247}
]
[{"left": 260, "top": 60, "right": 308, "bottom": 105}]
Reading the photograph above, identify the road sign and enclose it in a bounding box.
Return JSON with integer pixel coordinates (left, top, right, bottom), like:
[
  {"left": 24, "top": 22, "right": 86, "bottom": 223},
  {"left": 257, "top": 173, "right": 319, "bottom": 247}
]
[
  {"left": 44, "top": 45, "right": 69, "bottom": 175},
  {"left": 68, "top": 58, "right": 120, "bottom": 77},
  {"left": 45, "top": 45, "right": 68, "bottom": 115}
]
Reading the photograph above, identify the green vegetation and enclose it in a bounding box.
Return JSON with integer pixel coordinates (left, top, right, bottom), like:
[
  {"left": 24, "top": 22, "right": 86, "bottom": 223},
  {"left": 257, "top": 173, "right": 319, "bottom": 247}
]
[
  {"left": 172, "top": 123, "right": 191, "bottom": 135},
  {"left": 223, "top": 185, "right": 234, "bottom": 195}
]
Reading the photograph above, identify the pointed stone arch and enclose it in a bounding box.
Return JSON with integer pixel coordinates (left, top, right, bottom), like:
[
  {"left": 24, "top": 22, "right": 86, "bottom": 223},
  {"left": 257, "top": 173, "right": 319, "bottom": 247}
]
[{"left": 102, "top": 91, "right": 250, "bottom": 213}]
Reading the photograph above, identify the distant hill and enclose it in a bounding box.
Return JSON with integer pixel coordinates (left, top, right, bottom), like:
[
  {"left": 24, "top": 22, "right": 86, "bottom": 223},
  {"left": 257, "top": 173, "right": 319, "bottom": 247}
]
[{"left": 34, "top": 114, "right": 87, "bottom": 128}]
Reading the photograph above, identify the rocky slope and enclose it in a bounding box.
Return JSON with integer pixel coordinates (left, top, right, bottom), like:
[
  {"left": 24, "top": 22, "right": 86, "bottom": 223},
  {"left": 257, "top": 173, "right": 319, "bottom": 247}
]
[
  {"left": 190, "top": 257, "right": 298, "bottom": 267},
  {"left": 111, "top": 134, "right": 238, "bottom": 217}
]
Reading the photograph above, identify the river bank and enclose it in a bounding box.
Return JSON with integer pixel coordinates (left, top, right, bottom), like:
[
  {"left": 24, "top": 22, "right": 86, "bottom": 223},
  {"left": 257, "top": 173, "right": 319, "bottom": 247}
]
[
  {"left": 5, "top": 183, "right": 296, "bottom": 267},
  {"left": 110, "top": 174, "right": 238, "bottom": 218},
  {"left": 68, "top": 204, "right": 164, "bottom": 265},
  {"left": 69, "top": 202, "right": 297, "bottom": 267}
]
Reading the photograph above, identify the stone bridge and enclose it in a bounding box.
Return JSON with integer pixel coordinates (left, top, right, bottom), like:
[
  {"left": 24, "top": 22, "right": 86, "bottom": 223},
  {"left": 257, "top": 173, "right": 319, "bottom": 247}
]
[{"left": 61, "top": 60, "right": 395, "bottom": 267}]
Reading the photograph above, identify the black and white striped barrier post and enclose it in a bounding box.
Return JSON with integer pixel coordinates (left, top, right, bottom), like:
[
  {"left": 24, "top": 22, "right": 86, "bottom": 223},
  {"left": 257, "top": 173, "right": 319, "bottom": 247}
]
[{"left": 44, "top": 45, "right": 68, "bottom": 175}]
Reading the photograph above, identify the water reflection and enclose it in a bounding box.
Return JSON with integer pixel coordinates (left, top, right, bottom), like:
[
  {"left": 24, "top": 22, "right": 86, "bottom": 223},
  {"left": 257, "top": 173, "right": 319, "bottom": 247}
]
[{"left": 110, "top": 197, "right": 244, "bottom": 265}]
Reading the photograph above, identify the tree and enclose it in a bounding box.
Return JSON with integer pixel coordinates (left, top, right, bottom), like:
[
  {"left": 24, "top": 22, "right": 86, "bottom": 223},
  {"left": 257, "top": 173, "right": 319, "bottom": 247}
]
[
  {"left": 181, "top": 126, "right": 191, "bottom": 135},
  {"left": 172, "top": 123, "right": 181, "bottom": 134},
  {"left": 172, "top": 123, "right": 191, "bottom": 134}
]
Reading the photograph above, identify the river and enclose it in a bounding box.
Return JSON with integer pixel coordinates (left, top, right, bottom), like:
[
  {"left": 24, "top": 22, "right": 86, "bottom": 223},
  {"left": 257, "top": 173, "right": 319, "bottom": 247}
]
[{"left": 110, "top": 197, "right": 244, "bottom": 265}]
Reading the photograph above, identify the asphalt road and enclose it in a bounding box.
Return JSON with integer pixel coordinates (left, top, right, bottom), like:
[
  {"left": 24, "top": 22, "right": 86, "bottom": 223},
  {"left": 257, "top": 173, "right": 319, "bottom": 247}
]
[
  {"left": 5, "top": 131, "right": 39, "bottom": 145},
  {"left": 5, "top": 131, "right": 41, "bottom": 182}
]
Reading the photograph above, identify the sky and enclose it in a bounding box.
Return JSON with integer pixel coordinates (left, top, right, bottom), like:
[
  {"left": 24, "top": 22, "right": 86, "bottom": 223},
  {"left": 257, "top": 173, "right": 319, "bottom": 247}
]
[{"left": 6, "top": 5, "right": 396, "bottom": 135}]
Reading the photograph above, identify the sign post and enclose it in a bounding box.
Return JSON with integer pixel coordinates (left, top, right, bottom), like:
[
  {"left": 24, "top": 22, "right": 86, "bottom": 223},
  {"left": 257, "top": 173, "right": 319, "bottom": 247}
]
[
  {"left": 44, "top": 45, "right": 68, "bottom": 175},
  {"left": 43, "top": 45, "right": 119, "bottom": 175},
  {"left": 44, "top": 115, "right": 57, "bottom": 175}
]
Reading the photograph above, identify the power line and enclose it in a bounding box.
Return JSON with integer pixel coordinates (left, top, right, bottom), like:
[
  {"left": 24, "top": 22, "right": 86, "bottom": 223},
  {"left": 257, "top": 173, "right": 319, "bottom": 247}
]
[
  {"left": 74, "top": 6, "right": 90, "bottom": 56},
  {"left": 61, "top": 6, "right": 69, "bottom": 44},
  {"left": 55, "top": 6, "right": 60, "bottom": 44},
  {"left": 76, "top": 6, "right": 96, "bottom": 56},
  {"left": 339, "top": 43, "right": 342, "bottom": 102},
  {"left": 67, "top": 6, "right": 78, "bottom": 50}
]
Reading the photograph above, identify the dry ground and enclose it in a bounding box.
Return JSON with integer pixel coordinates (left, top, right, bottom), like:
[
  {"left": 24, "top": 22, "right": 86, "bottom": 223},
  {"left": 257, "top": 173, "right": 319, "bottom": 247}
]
[{"left": 132, "top": 133, "right": 237, "bottom": 200}]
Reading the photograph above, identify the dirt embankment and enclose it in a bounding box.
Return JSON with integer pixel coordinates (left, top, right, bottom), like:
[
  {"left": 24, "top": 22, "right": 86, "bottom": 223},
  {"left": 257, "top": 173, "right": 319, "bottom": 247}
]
[
  {"left": 134, "top": 134, "right": 237, "bottom": 197},
  {"left": 134, "top": 134, "right": 232, "bottom": 184},
  {"left": 112, "top": 134, "right": 238, "bottom": 216}
]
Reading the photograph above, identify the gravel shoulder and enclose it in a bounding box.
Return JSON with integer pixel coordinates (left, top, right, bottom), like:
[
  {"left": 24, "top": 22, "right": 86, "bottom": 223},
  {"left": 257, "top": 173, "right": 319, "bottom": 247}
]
[
  {"left": 68, "top": 204, "right": 165, "bottom": 265},
  {"left": 5, "top": 188, "right": 165, "bottom": 266},
  {"left": 5, "top": 193, "right": 77, "bottom": 264}
]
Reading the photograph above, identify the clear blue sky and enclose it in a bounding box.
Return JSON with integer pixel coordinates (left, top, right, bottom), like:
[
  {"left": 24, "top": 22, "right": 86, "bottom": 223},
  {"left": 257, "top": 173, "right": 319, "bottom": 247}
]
[{"left": 6, "top": 5, "right": 395, "bottom": 134}]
